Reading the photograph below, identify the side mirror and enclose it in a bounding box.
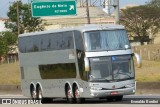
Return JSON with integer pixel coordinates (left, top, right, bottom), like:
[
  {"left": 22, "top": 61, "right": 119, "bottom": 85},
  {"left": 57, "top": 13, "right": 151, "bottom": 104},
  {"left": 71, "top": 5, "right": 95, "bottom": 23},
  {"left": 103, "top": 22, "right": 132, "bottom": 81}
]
[
  {"left": 84, "top": 57, "right": 90, "bottom": 72},
  {"left": 134, "top": 53, "right": 142, "bottom": 68}
]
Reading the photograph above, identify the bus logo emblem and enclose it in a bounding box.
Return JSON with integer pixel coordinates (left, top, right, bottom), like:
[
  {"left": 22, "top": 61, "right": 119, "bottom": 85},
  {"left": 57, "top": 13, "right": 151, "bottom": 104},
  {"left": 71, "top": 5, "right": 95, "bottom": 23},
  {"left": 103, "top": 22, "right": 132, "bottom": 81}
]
[
  {"left": 112, "top": 56, "right": 116, "bottom": 61},
  {"left": 112, "top": 85, "right": 115, "bottom": 89}
]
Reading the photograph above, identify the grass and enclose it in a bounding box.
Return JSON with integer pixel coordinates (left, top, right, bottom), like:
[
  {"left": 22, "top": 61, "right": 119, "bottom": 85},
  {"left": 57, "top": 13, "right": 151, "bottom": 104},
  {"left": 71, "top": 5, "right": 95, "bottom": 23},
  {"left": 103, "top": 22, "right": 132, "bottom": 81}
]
[
  {"left": 0, "top": 60, "right": 160, "bottom": 84},
  {"left": 135, "top": 60, "right": 160, "bottom": 82},
  {"left": 0, "top": 62, "right": 20, "bottom": 85}
]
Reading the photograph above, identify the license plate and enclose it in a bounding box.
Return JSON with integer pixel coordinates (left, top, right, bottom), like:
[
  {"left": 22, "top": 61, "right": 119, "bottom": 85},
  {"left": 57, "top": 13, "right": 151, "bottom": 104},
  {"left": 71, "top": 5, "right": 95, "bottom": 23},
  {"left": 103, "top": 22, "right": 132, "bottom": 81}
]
[{"left": 110, "top": 91, "right": 118, "bottom": 95}]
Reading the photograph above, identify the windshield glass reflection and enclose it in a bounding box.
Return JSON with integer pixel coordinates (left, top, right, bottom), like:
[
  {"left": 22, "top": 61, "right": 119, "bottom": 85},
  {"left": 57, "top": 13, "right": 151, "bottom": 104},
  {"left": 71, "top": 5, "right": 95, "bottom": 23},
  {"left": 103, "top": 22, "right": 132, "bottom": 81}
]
[
  {"left": 84, "top": 30, "right": 130, "bottom": 51},
  {"left": 89, "top": 55, "right": 134, "bottom": 82}
]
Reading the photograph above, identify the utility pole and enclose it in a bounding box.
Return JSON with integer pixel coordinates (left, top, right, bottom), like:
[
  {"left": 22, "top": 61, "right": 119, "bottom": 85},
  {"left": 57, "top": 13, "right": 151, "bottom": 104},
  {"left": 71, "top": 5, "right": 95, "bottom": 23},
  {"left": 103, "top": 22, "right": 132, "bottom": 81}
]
[
  {"left": 113, "top": 0, "right": 120, "bottom": 24},
  {"left": 16, "top": 0, "right": 20, "bottom": 35},
  {"left": 86, "top": 0, "right": 90, "bottom": 24},
  {"left": 103, "top": 0, "right": 111, "bottom": 15}
]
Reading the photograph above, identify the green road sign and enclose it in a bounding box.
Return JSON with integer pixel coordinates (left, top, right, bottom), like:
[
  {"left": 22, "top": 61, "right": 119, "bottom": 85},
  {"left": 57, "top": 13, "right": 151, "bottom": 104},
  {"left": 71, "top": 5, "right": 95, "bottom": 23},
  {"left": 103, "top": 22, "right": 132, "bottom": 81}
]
[{"left": 31, "top": 0, "right": 77, "bottom": 17}]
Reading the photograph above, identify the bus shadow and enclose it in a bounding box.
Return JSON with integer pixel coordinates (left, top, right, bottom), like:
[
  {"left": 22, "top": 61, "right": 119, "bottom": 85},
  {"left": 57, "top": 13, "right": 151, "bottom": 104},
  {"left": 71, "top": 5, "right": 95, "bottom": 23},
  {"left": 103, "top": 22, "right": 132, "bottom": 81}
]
[{"left": 43, "top": 98, "right": 124, "bottom": 104}]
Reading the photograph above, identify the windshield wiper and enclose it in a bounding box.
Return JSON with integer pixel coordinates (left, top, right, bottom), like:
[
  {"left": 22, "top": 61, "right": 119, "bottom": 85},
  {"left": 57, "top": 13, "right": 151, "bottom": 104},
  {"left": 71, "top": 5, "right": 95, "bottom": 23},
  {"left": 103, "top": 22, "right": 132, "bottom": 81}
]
[
  {"left": 117, "top": 73, "right": 132, "bottom": 79},
  {"left": 114, "top": 72, "right": 132, "bottom": 79}
]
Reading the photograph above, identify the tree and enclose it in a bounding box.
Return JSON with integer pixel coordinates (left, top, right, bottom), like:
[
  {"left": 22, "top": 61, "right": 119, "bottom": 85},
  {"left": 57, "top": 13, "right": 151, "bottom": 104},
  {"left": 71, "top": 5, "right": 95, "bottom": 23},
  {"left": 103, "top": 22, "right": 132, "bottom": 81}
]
[
  {"left": 120, "top": 5, "right": 160, "bottom": 45},
  {"left": 148, "top": 0, "right": 160, "bottom": 8},
  {"left": 5, "top": 1, "right": 44, "bottom": 35},
  {"left": 0, "top": 31, "right": 17, "bottom": 56}
]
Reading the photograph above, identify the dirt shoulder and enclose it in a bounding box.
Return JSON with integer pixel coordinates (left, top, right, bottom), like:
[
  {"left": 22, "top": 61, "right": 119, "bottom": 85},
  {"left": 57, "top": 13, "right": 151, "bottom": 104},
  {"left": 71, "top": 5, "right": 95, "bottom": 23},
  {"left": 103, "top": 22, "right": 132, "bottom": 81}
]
[{"left": 136, "top": 82, "right": 160, "bottom": 95}]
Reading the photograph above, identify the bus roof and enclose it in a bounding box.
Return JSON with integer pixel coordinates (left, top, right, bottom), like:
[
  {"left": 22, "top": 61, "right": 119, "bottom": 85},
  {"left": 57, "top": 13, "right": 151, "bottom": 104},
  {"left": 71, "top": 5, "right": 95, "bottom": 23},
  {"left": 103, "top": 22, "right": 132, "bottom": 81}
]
[{"left": 19, "top": 24, "right": 125, "bottom": 37}]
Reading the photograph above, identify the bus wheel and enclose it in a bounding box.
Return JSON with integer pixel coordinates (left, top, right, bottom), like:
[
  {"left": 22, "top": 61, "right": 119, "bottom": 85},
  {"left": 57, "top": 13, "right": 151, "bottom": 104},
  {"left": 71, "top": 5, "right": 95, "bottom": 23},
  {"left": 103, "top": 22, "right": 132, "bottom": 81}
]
[
  {"left": 31, "top": 87, "right": 36, "bottom": 100},
  {"left": 66, "top": 85, "right": 74, "bottom": 103},
  {"left": 37, "top": 87, "right": 42, "bottom": 100},
  {"left": 37, "top": 86, "right": 45, "bottom": 103},
  {"left": 74, "top": 86, "right": 85, "bottom": 103}
]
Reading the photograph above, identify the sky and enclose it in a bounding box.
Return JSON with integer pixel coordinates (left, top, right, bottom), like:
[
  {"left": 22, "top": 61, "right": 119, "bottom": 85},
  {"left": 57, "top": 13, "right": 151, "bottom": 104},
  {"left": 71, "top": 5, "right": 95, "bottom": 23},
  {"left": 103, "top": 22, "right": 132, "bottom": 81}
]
[{"left": 0, "top": 0, "right": 150, "bottom": 18}]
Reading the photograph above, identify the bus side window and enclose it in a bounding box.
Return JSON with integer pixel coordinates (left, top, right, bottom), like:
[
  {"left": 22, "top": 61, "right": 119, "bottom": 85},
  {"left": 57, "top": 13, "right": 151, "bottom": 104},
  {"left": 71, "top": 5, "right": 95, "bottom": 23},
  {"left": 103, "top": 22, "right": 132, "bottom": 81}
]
[
  {"left": 50, "top": 33, "right": 62, "bottom": 50},
  {"left": 19, "top": 37, "right": 26, "bottom": 53},
  {"left": 74, "top": 31, "right": 84, "bottom": 51},
  {"left": 33, "top": 35, "right": 41, "bottom": 52},
  {"left": 26, "top": 37, "right": 33, "bottom": 52},
  {"left": 41, "top": 35, "right": 50, "bottom": 51},
  {"left": 62, "top": 31, "right": 74, "bottom": 49}
]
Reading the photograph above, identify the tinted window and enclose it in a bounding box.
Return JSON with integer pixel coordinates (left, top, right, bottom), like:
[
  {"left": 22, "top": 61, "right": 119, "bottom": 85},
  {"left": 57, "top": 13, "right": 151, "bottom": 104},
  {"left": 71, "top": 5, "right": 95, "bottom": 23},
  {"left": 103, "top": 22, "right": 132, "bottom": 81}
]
[
  {"left": 18, "top": 31, "right": 74, "bottom": 53},
  {"left": 27, "top": 37, "right": 33, "bottom": 52},
  {"left": 74, "top": 30, "right": 84, "bottom": 50},
  {"left": 18, "top": 38, "right": 26, "bottom": 53},
  {"left": 39, "top": 63, "right": 76, "bottom": 79},
  {"left": 84, "top": 30, "right": 131, "bottom": 51},
  {"left": 62, "top": 32, "right": 74, "bottom": 49},
  {"left": 50, "top": 33, "right": 62, "bottom": 50},
  {"left": 33, "top": 35, "right": 41, "bottom": 52},
  {"left": 40, "top": 34, "right": 50, "bottom": 51},
  {"left": 19, "top": 37, "right": 33, "bottom": 53}
]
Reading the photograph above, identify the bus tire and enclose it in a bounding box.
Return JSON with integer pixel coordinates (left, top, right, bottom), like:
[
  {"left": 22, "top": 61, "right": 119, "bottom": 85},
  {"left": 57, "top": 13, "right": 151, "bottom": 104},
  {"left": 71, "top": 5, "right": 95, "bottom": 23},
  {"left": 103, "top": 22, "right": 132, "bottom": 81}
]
[
  {"left": 74, "top": 85, "right": 85, "bottom": 103},
  {"left": 36, "top": 86, "right": 47, "bottom": 103},
  {"left": 30, "top": 86, "right": 36, "bottom": 100},
  {"left": 65, "top": 85, "right": 74, "bottom": 103},
  {"left": 36, "top": 85, "right": 53, "bottom": 103}
]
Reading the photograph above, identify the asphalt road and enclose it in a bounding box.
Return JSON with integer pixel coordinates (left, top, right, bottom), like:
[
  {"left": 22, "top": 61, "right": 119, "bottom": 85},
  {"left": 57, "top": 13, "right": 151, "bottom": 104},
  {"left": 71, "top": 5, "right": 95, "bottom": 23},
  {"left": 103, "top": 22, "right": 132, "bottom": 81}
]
[{"left": 0, "top": 95, "right": 160, "bottom": 106}]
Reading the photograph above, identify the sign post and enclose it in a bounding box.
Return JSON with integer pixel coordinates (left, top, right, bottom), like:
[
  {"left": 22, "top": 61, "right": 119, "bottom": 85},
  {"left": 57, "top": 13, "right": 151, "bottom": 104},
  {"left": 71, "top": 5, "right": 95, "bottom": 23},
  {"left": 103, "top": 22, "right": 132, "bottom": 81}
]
[{"left": 31, "top": 0, "right": 77, "bottom": 17}]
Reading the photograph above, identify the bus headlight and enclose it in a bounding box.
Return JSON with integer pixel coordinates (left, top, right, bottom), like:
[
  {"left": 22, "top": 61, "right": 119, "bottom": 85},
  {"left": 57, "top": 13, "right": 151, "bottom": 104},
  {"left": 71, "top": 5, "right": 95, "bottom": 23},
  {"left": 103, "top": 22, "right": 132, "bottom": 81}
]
[
  {"left": 125, "top": 83, "right": 135, "bottom": 88},
  {"left": 91, "top": 87, "right": 102, "bottom": 90}
]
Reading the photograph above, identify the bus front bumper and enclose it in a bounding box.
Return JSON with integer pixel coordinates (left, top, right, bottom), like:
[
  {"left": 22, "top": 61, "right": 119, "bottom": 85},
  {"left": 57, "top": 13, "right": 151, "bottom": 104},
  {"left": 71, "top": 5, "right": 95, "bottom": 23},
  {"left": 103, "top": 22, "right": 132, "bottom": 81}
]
[{"left": 90, "top": 87, "right": 135, "bottom": 98}]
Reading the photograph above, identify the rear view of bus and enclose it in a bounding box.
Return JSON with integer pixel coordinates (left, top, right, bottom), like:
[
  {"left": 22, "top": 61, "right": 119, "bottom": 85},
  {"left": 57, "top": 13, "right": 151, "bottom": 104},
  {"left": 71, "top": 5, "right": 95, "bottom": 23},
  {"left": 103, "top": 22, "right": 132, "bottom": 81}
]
[{"left": 82, "top": 24, "right": 140, "bottom": 101}]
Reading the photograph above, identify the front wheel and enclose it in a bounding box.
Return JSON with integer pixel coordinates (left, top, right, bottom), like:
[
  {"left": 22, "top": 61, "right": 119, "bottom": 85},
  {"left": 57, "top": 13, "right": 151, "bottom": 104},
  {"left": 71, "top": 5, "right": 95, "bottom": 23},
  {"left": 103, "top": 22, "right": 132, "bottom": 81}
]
[{"left": 74, "top": 86, "right": 85, "bottom": 103}]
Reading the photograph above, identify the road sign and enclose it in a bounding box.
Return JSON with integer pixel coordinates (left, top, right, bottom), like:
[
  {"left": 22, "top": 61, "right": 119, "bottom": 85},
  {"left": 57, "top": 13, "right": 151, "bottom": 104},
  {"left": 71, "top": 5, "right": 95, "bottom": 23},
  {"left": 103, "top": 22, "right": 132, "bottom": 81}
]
[{"left": 31, "top": 0, "right": 77, "bottom": 17}]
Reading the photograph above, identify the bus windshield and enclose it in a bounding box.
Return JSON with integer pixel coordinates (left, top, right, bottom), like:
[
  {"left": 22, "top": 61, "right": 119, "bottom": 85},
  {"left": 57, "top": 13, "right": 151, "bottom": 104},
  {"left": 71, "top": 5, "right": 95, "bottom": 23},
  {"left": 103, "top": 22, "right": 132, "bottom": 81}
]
[
  {"left": 89, "top": 55, "right": 135, "bottom": 82},
  {"left": 84, "top": 30, "right": 131, "bottom": 51}
]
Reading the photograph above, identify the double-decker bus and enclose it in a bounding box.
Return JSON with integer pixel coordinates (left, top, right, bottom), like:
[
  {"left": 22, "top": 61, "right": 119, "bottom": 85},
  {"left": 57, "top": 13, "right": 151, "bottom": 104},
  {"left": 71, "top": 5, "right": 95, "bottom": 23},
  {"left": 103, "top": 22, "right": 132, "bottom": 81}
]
[{"left": 18, "top": 24, "right": 141, "bottom": 103}]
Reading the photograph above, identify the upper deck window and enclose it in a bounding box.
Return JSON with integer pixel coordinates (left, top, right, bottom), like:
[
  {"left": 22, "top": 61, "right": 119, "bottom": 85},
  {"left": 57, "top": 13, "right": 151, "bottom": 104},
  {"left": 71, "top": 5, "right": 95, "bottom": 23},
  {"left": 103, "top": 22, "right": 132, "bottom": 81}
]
[
  {"left": 84, "top": 30, "right": 130, "bottom": 51},
  {"left": 18, "top": 31, "right": 74, "bottom": 53}
]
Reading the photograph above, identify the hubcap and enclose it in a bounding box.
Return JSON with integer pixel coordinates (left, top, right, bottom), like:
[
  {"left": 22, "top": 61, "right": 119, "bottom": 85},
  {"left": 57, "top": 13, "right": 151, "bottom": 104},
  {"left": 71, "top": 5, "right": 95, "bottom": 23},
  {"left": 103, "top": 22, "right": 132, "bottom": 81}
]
[
  {"left": 67, "top": 87, "right": 72, "bottom": 98},
  {"left": 31, "top": 89, "right": 36, "bottom": 99},
  {"left": 38, "top": 89, "right": 42, "bottom": 99},
  {"left": 75, "top": 89, "right": 79, "bottom": 98}
]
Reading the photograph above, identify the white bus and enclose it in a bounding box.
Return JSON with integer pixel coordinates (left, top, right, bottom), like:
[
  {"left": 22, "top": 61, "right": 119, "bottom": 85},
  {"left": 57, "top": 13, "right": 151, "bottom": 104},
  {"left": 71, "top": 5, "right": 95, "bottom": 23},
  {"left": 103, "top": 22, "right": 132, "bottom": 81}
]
[{"left": 18, "top": 24, "right": 141, "bottom": 103}]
